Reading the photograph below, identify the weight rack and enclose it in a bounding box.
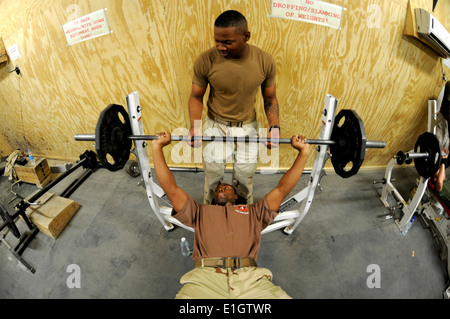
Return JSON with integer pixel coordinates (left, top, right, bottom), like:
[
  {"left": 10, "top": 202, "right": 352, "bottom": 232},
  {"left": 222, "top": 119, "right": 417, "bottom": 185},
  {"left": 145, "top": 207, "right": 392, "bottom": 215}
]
[
  {"left": 377, "top": 98, "right": 450, "bottom": 296},
  {"left": 379, "top": 100, "right": 443, "bottom": 233}
]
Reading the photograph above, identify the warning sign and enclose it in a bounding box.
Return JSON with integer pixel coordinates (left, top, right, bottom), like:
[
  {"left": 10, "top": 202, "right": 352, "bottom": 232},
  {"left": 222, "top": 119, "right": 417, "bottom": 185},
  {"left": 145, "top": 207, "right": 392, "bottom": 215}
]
[
  {"left": 62, "top": 8, "right": 112, "bottom": 46},
  {"left": 270, "top": 0, "right": 345, "bottom": 30}
]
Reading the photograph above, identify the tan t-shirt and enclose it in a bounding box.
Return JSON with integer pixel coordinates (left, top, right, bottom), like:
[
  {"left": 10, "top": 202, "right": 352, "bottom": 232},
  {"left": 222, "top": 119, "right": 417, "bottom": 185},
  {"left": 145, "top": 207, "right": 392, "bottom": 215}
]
[
  {"left": 192, "top": 44, "right": 277, "bottom": 122},
  {"left": 173, "top": 195, "right": 278, "bottom": 261}
]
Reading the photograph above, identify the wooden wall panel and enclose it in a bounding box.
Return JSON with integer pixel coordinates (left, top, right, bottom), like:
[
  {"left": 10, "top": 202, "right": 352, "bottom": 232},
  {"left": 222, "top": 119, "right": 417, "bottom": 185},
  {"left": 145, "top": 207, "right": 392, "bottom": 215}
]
[{"left": 0, "top": 0, "right": 449, "bottom": 171}]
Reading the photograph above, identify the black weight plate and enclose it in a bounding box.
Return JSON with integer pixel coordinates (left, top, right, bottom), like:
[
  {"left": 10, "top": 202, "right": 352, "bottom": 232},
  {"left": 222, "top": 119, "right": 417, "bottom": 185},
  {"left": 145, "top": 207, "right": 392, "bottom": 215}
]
[
  {"left": 95, "top": 104, "right": 132, "bottom": 171},
  {"left": 0, "top": 205, "right": 20, "bottom": 239},
  {"left": 330, "top": 110, "right": 367, "bottom": 178},
  {"left": 79, "top": 150, "right": 99, "bottom": 169},
  {"left": 414, "top": 132, "right": 442, "bottom": 179}
]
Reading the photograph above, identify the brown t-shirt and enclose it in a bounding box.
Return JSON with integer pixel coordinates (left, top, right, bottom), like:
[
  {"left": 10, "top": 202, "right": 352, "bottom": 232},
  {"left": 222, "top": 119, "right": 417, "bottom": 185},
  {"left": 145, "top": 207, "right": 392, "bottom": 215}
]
[
  {"left": 192, "top": 44, "right": 277, "bottom": 122},
  {"left": 173, "top": 196, "right": 278, "bottom": 261}
]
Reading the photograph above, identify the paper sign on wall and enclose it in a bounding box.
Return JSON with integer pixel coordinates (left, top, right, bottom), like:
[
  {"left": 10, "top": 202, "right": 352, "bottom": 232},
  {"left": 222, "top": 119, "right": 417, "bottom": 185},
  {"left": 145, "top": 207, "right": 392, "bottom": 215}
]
[
  {"left": 62, "top": 8, "right": 112, "bottom": 46},
  {"left": 270, "top": 0, "right": 345, "bottom": 30},
  {"left": 8, "top": 43, "right": 21, "bottom": 61}
]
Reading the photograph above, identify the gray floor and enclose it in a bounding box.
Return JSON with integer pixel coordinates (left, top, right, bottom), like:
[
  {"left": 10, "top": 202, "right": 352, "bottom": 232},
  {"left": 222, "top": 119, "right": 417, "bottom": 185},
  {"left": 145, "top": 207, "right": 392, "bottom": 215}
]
[{"left": 0, "top": 160, "right": 449, "bottom": 299}]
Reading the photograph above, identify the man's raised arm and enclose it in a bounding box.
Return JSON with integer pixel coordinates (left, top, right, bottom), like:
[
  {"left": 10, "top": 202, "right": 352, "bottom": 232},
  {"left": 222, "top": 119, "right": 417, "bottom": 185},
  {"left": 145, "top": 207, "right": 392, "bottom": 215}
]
[
  {"left": 265, "top": 135, "right": 310, "bottom": 211},
  {"left": 151, "top": 132, "right": 188, "bottom": 213}
]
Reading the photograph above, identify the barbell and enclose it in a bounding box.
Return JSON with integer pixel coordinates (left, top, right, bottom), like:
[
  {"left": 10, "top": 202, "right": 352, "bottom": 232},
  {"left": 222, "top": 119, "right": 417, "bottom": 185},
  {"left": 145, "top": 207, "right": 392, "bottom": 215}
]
[
  {"left": 74, "top": 104, "right": 386, "bottom": 178},
  {"left": 395, "top": 132, "right": 444, "bottom": 178}
]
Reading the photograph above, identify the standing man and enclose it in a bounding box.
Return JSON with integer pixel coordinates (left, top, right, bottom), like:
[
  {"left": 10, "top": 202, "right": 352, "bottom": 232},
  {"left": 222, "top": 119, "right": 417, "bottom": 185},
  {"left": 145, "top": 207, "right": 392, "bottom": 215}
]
[
  {"left": 151, "top": 131, "right": 310, "bottom": 299},
  {"left": 188, "top": 10, "right": 280, "bottom": 204}
]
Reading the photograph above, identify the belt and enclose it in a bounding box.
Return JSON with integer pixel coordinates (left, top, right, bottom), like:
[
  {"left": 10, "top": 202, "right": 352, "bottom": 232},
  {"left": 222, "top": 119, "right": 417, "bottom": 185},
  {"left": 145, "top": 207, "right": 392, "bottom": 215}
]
[
  {"left": 208, "top": 113, "right": 256, "bottom": 127},
  {"left": 195, "top": 257, "right": 257, "bottom": 269}
]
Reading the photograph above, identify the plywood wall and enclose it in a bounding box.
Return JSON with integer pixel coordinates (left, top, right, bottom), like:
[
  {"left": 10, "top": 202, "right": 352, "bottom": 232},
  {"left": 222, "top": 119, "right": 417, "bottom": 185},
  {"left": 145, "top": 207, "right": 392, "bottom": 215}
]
[{"left": 0, "top": 0, "right": 449, "bottom": 171}]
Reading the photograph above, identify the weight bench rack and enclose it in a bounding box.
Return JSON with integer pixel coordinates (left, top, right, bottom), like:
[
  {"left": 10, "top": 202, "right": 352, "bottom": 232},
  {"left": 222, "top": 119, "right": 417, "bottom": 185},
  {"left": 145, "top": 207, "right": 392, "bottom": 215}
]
[
  {"left": 125, "top": 91, "right": 338, "bottom": 235},
  {"left": 378, "top": 99, "right": 450, "bottom": 297},
  {"left": 379, "top": 99, "right": 443, "bottom": 233}
]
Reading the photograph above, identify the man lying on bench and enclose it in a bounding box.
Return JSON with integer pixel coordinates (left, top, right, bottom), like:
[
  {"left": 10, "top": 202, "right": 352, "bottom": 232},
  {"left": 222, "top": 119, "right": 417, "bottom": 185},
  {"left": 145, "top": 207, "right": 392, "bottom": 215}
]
[{"left": 151, "top": 131, "right": 310, "bottom": 299}]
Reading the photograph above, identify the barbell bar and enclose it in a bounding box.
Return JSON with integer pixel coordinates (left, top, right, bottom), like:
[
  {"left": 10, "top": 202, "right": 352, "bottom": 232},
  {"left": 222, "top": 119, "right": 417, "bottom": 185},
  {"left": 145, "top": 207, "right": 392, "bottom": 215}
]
[
  {"left": 74, "top": 104, "right": 386, "bottom": 178},
  {"left": 75, "top": 133, "right": 386, "bottom": 149},
  {"left": 395, "top": 151, "right": 437, "bottom": 165}
]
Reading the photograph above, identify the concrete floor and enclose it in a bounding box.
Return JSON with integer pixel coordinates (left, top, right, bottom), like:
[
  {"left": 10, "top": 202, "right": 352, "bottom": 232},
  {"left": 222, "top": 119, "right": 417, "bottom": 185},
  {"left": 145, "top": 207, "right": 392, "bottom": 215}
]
[{"left": 0, "top": 159, "right": 449, "bottom": 299}]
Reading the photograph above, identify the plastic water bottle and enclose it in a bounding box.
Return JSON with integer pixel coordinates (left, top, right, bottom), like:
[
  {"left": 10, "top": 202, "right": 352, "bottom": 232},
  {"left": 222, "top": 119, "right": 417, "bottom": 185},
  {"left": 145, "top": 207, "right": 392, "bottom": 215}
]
[
  {"left": 180, "top": 237, "right": 192, "bottom": 257},
  {"left": 402, "top": 216, "right": 415, "bottom": 236},
  {"left": 27, "top": 149, "right": 35, "bottom": 165}
]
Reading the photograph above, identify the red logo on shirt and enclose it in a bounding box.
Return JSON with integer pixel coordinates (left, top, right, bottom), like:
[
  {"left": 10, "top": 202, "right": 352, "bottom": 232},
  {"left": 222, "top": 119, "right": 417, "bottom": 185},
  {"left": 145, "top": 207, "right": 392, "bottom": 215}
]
[{"left": 235, "top": 205, "right": 249, "bottom": 215}]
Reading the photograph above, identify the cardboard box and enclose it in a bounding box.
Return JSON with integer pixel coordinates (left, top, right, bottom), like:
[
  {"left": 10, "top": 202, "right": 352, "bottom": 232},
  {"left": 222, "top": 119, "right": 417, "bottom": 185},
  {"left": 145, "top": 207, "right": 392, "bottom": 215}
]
[
  {"left": 14, "top": 157, "right": 52, "bottom": 188},
  {"left": 0, "top": 37, "right": 7, "bottom": 66},
  {"left": 24, "top": 192, "right": 79, "bottom": 239}
]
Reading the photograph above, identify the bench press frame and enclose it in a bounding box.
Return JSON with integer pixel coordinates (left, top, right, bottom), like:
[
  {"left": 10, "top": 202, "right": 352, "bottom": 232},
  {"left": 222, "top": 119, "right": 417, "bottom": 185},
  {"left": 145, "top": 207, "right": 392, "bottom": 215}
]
[
  {"left": 125, "top": 91, "right": 337, "bottom": 235},
  {"left": 378, "top": 99, "right": 450, "bottom": 297},
  {"left": 379, "top": 100, "right": 442, "bottom": 233}
]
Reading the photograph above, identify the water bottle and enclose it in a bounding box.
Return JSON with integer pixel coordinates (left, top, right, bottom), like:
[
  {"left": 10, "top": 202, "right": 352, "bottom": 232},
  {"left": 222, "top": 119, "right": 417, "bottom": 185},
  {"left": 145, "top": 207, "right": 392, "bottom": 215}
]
[
  {"left": 402, "top": 216, "right": 415, "bottom": 236},
  {"left": 180, "top": 237, "right": 192, "bottom": 257},
  {"left": 27, "top": 149, "right": 35, "bottom": 165}
]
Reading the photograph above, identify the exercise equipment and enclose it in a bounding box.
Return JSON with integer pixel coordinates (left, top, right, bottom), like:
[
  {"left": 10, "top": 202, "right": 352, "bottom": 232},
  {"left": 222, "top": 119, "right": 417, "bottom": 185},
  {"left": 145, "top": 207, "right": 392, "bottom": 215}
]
[
  {"left": 376, "top": 99, "right": 450, "bottom": 297},
  {"left": 0, "top": 204, "right": 29, "bottom": 240},
  {"left": 75, "top": 104, "right": 385, "bottom": 178},
  {"left": 0, "top": 150, "right": 98, "bottom": 273},
  {"left": 74, "top": 92, "right": 384, "bottom": 235},
  {"left": 395, "top": 132, "right": 443, "bottom": 179},
  {"left": 377, "top": 128, "right": 446, "bottom": 232},
  {"left": 124, "top": 159, "right": 140, "bottom": 178},
  {"left": 419, "top": 184, "right": 450, "bottom": 299},
  {"left": 378, "top": 131, "right": 443, "bottom": 233}
]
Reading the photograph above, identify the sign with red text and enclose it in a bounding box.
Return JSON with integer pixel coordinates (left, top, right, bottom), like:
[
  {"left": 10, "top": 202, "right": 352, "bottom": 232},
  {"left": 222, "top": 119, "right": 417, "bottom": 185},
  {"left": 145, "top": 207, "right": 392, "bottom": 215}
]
[
  {"left": 62, "top": 8, "right": 112, "bottom": 46},
  {"left": 270, "top": 0, "right": 345, "bottom": 30}
]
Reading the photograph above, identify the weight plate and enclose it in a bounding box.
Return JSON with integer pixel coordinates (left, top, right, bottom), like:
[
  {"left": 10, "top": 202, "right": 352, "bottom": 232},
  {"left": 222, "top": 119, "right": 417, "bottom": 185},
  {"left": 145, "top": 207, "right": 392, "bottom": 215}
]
[
  {"left": 414, "top": 132, "right": 442, "bottom": 179},
  {"left": 80, "top": 150, "right": 99, "bottom": 169},
  {"left": 396, "top": 151, "right": 407, "bottom": 165},
  {"left": 124, "top": 159, "right": 141, "bottom": 178},
  {"left": 95, "top": 104, "right": 132, "bottom": 171},
  {"left": 330, "top": 110, "right": 367, "bottom": 178},
  {"left": 0, "top": 205, "right": 20, "bottom": 239}
]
